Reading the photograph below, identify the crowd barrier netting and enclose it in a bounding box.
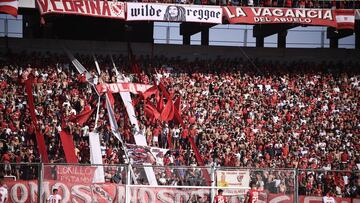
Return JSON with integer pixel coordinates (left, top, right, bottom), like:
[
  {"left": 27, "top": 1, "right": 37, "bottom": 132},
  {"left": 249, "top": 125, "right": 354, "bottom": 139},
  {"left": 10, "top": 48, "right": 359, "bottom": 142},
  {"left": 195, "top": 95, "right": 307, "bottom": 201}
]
[{"left": 1, "top": 163, "right": 360, "bottom": 203}]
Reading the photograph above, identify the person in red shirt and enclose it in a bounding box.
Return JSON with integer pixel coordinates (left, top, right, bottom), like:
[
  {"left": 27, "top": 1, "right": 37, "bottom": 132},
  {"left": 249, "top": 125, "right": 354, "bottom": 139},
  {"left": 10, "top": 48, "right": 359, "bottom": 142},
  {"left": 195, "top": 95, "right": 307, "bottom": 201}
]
[
  {"left": 214, "top": 189, "right": 227, "bottom": 203},
  {"left": 244, "top": 181, "right": 259, "bottom": 203}
]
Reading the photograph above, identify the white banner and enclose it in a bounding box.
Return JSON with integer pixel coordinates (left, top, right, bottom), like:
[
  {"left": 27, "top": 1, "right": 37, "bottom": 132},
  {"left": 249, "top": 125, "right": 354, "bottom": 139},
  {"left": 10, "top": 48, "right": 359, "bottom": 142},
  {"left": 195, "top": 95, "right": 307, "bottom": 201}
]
[
  {"left": 216, "top": 170, "right": 250, "bottom": 195},
  {"left": 126, "top": 2, "right": 222, "bottom": 23},
  {"left": 89, "top": 132, "right": 105, "bottom": 183},
  {"left": 36, "top": 0, "right": 125, "bottom": 19}
]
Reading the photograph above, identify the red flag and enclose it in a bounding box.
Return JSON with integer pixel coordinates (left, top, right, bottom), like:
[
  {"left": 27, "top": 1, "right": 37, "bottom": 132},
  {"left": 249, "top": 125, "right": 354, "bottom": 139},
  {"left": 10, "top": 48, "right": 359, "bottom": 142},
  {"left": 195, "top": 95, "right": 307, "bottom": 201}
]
[
  {"left": 335, "top": 10, "right": 355, "bottom": 30},
  {"left": 59, "top": 131, "right": 78, "bottom": 163},
  {"left": 70, "top": 105, "right": 95, "bottom": 126},
  {"left": 144, "top": 102, "right": 160, "bottom": 119},
  {"left": 174, "top": 97, "right": 181, "bottom": 115},
  {"left": 0, "top": 0, "right": 18, "bottom": 17},
  {"left": 142, "top": 85, "right": 158, "bottom": 100},
  {"left": 24, "top": 76, "right": 49, "bottom": 163},
  {"left": 160, "top": 99, "right": 174, "bottom": 122}
]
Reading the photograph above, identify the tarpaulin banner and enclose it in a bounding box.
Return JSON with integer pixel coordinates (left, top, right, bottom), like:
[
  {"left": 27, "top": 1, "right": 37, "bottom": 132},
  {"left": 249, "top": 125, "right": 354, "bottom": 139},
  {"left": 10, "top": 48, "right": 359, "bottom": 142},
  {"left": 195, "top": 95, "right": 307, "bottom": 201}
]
[
  {"left": 55, "top": 165, "right": 97, "bottom": 184},
  {"left": 223, "top": 7, "right": 355, "bottom": 29},
  {"left": 299, "top": 196, "right": 352, "bottom": 203},
  {"left": 36, "top": 0, "right": 125, "bottom": 19},
  {"left": 127, "top": 2, "right": 222, "bottom": 23},
  {"left": 4, "top": 180, "right": 213, "bottom": 203},
  {"left": 216, "top": 170, "right": 250, "bottom": 195},
  {"left": 97, "top": 82, "right": 153, "bottom": 94}
]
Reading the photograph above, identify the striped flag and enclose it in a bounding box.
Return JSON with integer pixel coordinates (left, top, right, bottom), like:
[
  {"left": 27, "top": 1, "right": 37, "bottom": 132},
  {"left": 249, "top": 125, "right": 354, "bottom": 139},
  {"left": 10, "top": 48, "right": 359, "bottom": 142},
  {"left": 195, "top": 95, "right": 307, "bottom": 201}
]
[
  {"left": 335, "top": 10, "right": 355, "bottom": 30},
  {"left": 0, "top": 0, "right": 18, "bottom": 17}
]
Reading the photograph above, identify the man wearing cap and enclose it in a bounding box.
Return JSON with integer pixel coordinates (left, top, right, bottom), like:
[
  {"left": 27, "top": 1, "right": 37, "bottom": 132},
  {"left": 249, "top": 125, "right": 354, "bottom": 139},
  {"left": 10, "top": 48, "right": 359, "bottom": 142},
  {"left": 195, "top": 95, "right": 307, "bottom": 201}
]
[{"left": 214, "top": 189, "right": 227, "bottom": 203}]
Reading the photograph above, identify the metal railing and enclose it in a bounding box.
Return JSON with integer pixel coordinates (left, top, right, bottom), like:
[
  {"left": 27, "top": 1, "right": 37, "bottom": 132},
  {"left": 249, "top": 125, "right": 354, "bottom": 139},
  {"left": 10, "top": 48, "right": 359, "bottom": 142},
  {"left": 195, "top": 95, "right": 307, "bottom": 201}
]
[{"left": 0, "top": 163, "right": 359, "bottom": 202}]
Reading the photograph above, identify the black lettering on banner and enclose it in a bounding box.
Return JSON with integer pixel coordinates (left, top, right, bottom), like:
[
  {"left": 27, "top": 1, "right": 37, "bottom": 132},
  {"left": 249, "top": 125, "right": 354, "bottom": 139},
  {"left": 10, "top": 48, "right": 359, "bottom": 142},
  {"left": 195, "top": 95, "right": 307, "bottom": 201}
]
[{"left": 130, "top": 4, "right": 161, "bottom": 17}]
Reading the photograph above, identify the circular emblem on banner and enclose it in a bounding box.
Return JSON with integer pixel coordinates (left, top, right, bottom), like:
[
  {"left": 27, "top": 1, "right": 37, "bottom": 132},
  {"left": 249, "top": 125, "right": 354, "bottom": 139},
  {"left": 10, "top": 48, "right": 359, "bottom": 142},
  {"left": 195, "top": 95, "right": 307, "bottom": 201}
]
[{"left": 109, "top": 2, "right": 124, "bottom": 17}]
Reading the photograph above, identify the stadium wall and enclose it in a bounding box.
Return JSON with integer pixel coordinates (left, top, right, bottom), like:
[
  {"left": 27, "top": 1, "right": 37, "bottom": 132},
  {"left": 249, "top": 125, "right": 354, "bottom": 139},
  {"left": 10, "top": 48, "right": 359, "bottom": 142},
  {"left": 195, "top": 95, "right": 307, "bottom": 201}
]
[{"left": 0, "top": 37, "right": 359, "bottom": 62}]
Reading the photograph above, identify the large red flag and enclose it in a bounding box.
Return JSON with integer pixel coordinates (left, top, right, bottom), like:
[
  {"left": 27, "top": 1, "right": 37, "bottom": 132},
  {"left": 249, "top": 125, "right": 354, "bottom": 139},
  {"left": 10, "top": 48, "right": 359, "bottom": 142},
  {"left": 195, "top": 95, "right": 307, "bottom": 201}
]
[
  {"left": 0, "top": 0, "right": 18, "bottom": 17},
  {"left": 174, "top": 97, "right": 181, "bottom": 115},
  {"left": 144, "top": 102, "right": 161, "bottom": 119},
  {"left": 24, "top": 77, "right": 49, "bottom": 163},
  {"left": 160, "top": 99, "right": 174, "bottom": 122},
  {"left": 70, "top": 105, "right": 95, "bottom": 126},
  {"left": 142, "top": 85, "right": 158, "bottom": 100},
  {"left": 59, "top": 131, "right": 78, "bottom": 163}
]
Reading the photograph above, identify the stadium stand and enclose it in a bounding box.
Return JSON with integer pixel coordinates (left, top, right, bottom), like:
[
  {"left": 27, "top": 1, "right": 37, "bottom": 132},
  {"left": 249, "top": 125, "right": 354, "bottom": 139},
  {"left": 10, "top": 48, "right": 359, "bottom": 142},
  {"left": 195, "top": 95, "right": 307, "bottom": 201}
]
[{"left": 0, "top": 51, "right": 359, "bottom": 198}]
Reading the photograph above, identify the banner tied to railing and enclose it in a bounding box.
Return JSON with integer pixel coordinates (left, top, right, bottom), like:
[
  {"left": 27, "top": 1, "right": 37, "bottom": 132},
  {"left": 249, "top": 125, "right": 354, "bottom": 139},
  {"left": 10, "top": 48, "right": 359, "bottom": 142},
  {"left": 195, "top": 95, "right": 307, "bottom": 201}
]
[
  {"left": 36, "top": 1, "right": 356, "bottom": 29},
  {"left": 126, "top": 2, "right": 222, "bottom": 23},
  {"left": 223, "top": 7, "right": 355, "bottom": 29},
  {"left": 4, "top": 179, "right": 360, "bottom": 203},
  {"left": 36, "top": 0, "right": 125, "bottom": 19}
]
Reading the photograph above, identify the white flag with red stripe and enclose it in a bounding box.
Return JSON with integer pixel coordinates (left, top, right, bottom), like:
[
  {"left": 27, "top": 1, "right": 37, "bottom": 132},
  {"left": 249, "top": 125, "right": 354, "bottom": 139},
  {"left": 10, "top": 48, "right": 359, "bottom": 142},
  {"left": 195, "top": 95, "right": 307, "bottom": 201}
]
[
  {"left": 0, "top": 0, "right": 18, "bottom": 17},
  {"left": 335, "top": 10, "right": 355, "bottom": 30}
]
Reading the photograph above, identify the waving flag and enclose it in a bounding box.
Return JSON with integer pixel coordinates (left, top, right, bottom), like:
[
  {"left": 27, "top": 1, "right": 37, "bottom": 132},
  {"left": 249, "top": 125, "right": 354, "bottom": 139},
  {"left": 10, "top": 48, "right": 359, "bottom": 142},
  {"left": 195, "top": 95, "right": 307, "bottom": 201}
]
[
  {"left": 0, "top": 0, "right": 18, "bottom": 17},
  {"left": 335, "top": 10, "right": 355, "bottom": 30}
]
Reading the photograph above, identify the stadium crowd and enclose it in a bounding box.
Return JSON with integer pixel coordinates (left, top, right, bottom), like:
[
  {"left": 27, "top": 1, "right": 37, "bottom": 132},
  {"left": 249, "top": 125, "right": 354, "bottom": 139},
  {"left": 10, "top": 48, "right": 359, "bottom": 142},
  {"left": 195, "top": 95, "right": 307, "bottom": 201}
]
[{"left": 0, "top": 52, "right": 359, "bottom": 198}]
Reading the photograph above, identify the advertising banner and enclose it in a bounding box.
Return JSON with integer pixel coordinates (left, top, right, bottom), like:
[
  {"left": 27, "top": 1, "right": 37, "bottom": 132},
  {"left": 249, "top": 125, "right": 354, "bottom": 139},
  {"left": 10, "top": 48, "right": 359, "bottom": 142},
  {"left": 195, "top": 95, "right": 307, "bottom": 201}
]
[
  {"left": 36, "top": 0, "right": 125, "bottom": 19},
  {"left": 127, "top": 2, "right": 222, "bottom": 23},
  {"left": 216, "top": 170, "right": 250, "bottom": 195},
  {"left": 223, "top": 7, "right": 355, "bottom": 29},
  {"left": 96, "top": 82, "right": 153, "bottom": 94},
  {"left": 299, "top": 196, "right": 352, "bottom": 203}
]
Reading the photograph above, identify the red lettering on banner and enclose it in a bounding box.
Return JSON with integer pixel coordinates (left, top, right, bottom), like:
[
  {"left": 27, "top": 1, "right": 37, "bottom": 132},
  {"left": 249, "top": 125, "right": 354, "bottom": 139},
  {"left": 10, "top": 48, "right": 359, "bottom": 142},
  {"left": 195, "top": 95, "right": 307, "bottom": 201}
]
[
  {"left": 62, "top": 0, "right": 74, "bottom": 12},
  {"left": 129, "top": 83, "right": 137, "bottom": 94},
  {"left": 117, "top": 83, "right": 125, "bottom": 92},
  {"left": 102, "top": 0, "right": 110, "bottom": 16},
  {"left": 109, "top": 83, "right": 119, "bottom": 93},
  {"left": 57, "top": 166, "right": 96, "bottom": 184},
  {"left": 50, "top": 0, "right": 62, "bottom": 12},
  {"left": 89, "top": 0, "right": 100, "bottom": 15},
  {"left": 83, "top": 0, "right": 90, "bottom": 14},
  {"left": 37, "top": 0, "right": 49, "bottom": 13},
  {"left": 73, "top": 1, "right": 85, "bottom": 13},
  {"left": 122, "top": 83, "right": 129, "bottom": 91}
]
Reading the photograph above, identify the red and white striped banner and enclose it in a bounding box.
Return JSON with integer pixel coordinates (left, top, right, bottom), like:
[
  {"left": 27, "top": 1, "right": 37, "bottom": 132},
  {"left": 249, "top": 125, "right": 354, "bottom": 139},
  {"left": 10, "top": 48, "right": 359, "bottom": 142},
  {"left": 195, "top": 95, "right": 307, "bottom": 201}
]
[
  {"left": 97, "top": 82, "right": 153, "bottom": 94},
  {"left": 0, "top": 0, "right": 18, "bottom": 17}
]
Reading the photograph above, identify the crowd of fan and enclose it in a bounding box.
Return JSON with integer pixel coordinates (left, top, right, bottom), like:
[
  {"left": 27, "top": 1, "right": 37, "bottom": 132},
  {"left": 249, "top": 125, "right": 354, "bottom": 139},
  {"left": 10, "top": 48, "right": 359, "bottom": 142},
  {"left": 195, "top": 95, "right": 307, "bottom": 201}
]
[{"left": 0, "top": 52, "right": 359, "bottom": 198}]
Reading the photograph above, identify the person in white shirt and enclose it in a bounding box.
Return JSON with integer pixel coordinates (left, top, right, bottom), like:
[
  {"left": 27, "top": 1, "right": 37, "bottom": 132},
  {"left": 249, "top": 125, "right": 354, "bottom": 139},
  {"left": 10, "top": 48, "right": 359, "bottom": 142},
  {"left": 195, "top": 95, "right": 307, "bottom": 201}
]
[
  {"left": 0, "top": 179, "right": 8, "bottom": 203},
  {"left": 47, "top": 188, "right": 62, "bottom": 203},
  {"left": 322, "top": 192, "right": 335, "bottom": 203}
]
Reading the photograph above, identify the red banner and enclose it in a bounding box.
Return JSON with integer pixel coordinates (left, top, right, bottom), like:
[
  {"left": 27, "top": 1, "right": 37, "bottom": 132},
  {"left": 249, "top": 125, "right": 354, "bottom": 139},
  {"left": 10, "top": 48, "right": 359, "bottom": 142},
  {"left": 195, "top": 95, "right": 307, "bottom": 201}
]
[
  {"left": 58, "top": 132, "right": 78, "bottom": 163},
  {"left": 299, "top": 195, "right": 352, "bottom": 203},
  {"left": 223, "top": 7, "right": 355, "bottom": 29},
  {"left": 96, "top": 82, "right": 153, "bottom": 94},
  {"left": 56, "top": 165, "right": 96, "bottom": 184},
  {"left": 24, "top": 78, "right": 49, "bottom": 163},
  {"left": 36, "top": 0, "right": 125, "bottom": 19}
]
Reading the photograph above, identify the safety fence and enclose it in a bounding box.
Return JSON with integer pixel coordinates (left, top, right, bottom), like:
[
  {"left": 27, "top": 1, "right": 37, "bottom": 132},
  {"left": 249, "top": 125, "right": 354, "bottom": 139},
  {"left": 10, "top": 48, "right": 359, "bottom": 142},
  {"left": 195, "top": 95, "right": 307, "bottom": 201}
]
[{"left": 0, "top": 163, "right": 359, "bottom": 202}]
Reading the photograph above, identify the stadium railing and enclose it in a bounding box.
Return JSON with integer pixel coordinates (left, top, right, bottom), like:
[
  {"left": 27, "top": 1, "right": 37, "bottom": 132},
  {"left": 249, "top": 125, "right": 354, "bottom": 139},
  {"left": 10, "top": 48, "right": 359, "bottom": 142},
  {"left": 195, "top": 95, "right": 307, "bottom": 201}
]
[{"left": 1, "top": 163, "right": 359, "bottom": 202}]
